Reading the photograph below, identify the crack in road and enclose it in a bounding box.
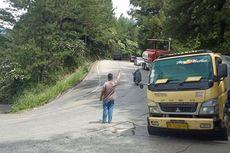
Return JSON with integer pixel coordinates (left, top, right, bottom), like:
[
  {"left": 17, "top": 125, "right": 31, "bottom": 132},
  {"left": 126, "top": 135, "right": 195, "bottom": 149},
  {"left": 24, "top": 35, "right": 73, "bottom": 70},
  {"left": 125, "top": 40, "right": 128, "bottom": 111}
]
[
  {"left": 87, "top": 119, "right": 159, "bottom": 139},
  {"left": 87, "top": 120, "right": 139, "bottom": 133},
  {"left": 175, "top": 143, "right": 193, "bottom": 153}
]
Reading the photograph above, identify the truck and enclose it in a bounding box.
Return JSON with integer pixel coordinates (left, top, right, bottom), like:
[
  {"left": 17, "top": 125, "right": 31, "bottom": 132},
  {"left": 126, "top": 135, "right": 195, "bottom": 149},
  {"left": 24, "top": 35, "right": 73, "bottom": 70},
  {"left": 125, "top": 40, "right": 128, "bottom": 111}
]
[
  {"left": 113, "top": 50, "right": 122, "bottom": 60},
  {"left": 138, "top": 50, "right": 230, "bottom": 140},
  {"left": 142, "top": 38, "right": 171, "bottom": 70}
]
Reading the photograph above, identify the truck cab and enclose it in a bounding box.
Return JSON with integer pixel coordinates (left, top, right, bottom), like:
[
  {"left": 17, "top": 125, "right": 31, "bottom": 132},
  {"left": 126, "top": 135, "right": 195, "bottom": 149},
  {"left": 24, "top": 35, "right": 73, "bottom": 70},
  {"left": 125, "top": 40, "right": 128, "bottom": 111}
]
[
  {"left": 141, "top": 50, "right": 230, "bottom": 140},
  {"left": 113, "top": 50, "right": 122, "bottom": 60},
  {"left": 142, "top": 39, "right": 171, "bottom": 70}
]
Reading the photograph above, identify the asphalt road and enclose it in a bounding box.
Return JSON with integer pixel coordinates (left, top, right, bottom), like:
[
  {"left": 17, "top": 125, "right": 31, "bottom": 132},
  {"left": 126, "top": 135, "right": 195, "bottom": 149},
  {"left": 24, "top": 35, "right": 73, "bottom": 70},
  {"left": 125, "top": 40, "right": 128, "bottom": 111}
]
[{"left": 0, "top": 60, "right": 230, "bottom": 153}]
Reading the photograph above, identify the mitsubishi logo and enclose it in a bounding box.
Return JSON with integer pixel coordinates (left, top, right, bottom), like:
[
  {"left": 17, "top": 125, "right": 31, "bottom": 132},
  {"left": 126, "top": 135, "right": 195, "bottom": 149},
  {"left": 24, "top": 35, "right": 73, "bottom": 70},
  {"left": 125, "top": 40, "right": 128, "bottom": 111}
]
[{"left": 176, "top": 107, "right": 181, "bottom": 112}]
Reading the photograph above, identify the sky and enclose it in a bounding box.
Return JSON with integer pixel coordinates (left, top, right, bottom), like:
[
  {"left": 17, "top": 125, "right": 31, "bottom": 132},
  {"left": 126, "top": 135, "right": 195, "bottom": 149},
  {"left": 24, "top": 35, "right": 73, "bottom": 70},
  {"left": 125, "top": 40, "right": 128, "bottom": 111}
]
[
  {"left": 0, "top": 0, "right": 131, "bottom": 18},
  {"left": 112, "top": 0, "right": 130, "bottom": 18},
  {"left": 0, "top": 0, "right": 9, "bottom": 8}
]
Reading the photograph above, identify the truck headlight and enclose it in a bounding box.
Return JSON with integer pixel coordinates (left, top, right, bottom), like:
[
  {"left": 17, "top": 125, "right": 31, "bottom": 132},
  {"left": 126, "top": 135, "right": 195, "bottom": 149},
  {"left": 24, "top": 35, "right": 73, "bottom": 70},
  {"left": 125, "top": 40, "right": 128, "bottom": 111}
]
[
  {"left": 148, "top": 103, "right": 160, "bottom": 113},
  {"left": 199, "top": 99, "right": 218, "bottom": 115}
]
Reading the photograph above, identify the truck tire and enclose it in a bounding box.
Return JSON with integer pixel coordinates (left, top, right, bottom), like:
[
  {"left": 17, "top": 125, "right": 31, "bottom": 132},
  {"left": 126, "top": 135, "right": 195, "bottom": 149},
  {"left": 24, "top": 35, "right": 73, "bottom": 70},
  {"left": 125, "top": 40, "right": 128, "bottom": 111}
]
[
  {"left": 218, "top": 113, "right": 229, "bottom": 141},
  {"left": 218, "top": 128, "right": 228, "bottom": 141}
]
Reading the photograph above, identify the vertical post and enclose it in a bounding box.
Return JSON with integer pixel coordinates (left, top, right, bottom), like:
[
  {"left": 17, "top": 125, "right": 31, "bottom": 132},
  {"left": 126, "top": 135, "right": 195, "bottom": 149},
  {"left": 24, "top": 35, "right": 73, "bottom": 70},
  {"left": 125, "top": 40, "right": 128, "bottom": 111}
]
[{"left": 168, "top": 38, "right": 172, "bottom": 52}]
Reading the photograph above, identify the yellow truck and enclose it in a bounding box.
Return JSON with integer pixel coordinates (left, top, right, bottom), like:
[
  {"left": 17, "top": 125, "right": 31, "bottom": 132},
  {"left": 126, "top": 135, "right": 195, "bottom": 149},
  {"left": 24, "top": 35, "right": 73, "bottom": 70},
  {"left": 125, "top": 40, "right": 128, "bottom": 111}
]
[{"left": 139, "top": 50, "right": 230, "bottom": 140}]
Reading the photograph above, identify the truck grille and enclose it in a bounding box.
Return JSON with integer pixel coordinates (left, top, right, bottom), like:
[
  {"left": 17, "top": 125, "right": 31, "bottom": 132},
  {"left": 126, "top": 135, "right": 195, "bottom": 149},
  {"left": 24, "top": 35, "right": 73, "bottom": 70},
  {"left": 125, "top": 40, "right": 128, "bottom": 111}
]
[{"left": 159, "top": 103, "right": 198, "bottom": 113}]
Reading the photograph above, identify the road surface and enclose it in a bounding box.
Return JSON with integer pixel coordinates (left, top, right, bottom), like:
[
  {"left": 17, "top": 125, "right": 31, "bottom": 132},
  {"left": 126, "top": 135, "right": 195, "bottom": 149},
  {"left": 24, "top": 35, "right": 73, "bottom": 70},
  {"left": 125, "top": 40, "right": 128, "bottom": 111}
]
[{"left": 0, "top": 60, "right": 229, "bottom": 153}]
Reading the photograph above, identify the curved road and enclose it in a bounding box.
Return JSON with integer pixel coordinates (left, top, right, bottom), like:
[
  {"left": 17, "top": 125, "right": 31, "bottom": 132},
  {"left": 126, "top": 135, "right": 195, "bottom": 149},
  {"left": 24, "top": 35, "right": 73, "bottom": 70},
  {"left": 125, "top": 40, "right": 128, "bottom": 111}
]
[{"left": 0, "top": 60, "right": 229, "bottom": 153}]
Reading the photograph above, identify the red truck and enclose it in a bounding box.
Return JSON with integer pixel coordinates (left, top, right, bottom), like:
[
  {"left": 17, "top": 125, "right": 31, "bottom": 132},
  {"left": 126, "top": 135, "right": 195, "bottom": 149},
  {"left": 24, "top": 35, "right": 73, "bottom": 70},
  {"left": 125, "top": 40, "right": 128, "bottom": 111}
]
[{"left": 142, "top": 38, "right": 171, "bottom": 70}]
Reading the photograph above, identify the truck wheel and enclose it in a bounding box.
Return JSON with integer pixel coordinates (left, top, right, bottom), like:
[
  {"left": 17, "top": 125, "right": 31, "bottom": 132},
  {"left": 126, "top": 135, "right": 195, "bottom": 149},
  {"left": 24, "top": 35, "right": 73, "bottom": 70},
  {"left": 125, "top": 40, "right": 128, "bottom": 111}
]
[
  {"left": 218, "top": 114, "right": 229, "bottom": 141},
  {"left": 218, "top": 128, "right": 228, "bottom": 141}
]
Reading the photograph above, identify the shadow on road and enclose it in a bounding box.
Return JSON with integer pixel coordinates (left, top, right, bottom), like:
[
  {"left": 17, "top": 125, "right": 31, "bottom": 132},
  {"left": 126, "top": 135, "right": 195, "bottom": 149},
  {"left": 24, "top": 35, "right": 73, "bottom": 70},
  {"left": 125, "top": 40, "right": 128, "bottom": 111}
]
[
  {"left": 88, "top": 120, "right": 102, "bottom": 124},
  {"left": 116, "top": 124, "right": 229, "bottom": 145},
  {"left": 146, "top": 128, "right": 229, "bottom": 141}
]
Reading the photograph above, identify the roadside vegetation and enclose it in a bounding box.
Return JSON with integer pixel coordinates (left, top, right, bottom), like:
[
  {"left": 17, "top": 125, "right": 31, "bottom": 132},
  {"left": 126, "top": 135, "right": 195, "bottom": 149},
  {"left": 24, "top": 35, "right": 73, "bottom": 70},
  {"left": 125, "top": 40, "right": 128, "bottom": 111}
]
[
  {"left": 130, "top": 0, "right": 229, "bottom": 53},
  {"left": 11, "top": 63, "right": 89, "bottom": 112},
  {"left": 0, "top": 0, "right": 229, "bottom": 111},
  {"left": 0, "top": 0, "right": 139, "bottom": 111}
]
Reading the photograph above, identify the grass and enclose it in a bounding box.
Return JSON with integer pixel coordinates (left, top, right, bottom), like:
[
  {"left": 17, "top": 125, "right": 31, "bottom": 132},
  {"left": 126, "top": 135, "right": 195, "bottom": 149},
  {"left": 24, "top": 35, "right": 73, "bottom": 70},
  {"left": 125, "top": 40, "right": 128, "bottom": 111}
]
[{"left": 11, "top": 63, "right": 90, "bottom": 112}]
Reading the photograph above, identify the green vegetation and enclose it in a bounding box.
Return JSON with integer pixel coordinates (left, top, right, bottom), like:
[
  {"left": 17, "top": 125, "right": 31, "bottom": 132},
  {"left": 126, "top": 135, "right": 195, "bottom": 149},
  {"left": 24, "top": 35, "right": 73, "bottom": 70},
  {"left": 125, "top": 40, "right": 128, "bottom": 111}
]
[
  {"left": 11, "top": 63, "right": 89, "bottom": 112},
  {"left": 0, "top": 0, "right": 229, "bottom": 111},
  {"left": 115, "top": 16, "right": 141, "bottom": 56},
  {"left": 0, "top": 0, "right": 139, "bottom": 107},
  {"left": 130, "top": 0, "right": 230, "bottom": 52}
]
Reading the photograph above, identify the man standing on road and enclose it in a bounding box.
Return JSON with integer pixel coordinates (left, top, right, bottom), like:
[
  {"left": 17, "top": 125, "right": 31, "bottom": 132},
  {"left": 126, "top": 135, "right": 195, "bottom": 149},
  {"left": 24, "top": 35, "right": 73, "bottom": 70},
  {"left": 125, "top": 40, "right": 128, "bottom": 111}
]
[{"left": 100, "top": 70, "right": 121, "bottom": 123}]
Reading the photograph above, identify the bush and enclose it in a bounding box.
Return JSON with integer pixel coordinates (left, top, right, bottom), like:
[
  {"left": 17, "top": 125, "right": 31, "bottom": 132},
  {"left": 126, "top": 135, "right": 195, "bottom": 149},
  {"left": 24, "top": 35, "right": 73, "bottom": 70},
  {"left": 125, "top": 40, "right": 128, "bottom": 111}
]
[{"left": 11, "top": 63, "right": 90, "bottom": 112}]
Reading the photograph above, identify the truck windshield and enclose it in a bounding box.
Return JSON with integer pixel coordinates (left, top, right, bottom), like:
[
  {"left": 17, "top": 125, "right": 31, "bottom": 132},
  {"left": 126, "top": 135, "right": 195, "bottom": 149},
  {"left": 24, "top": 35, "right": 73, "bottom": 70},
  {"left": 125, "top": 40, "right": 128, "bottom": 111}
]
[
  {"left": 147, "top": 41, "right": 169, "bottom": 50},
  {"left": 150, "top": 55, "right": 213, "bottom": 84}
]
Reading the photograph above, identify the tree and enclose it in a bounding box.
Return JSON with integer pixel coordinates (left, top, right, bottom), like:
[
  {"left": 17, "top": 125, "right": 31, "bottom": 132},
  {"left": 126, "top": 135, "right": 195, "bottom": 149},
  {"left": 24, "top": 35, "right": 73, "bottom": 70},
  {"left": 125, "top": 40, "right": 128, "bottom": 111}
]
[
  {"left": 115, "top": 16, "right": 140, "bottom": 56},
  {"left": 165, "top": 0, "right": 230, "bottom": 52},
  {"left": 0, "top": 0, "right": 118, "bottom": 103},
  {"left": 130, "top": 0, "right": 167, "bottom": 50}
]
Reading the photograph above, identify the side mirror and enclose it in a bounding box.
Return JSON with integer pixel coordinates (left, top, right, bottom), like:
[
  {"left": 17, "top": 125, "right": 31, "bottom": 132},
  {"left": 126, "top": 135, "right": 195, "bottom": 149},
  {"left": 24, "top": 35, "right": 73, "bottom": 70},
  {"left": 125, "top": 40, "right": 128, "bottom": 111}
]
[
  {"left": 218, "top": 64, "right": 228, "bottom": 78},
  {"left": 133, "top": 70, "right": 142, "bottom": 84},
  {"left": 140, "top": 84, "right": 144, "bottom": 89}
]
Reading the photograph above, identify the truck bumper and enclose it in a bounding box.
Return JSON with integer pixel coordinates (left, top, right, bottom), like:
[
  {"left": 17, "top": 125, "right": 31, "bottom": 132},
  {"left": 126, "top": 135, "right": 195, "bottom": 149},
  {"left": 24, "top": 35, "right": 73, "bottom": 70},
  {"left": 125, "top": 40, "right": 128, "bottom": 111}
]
[{"left": 148, "top": 117, "right": 215, "bottom": 130}]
